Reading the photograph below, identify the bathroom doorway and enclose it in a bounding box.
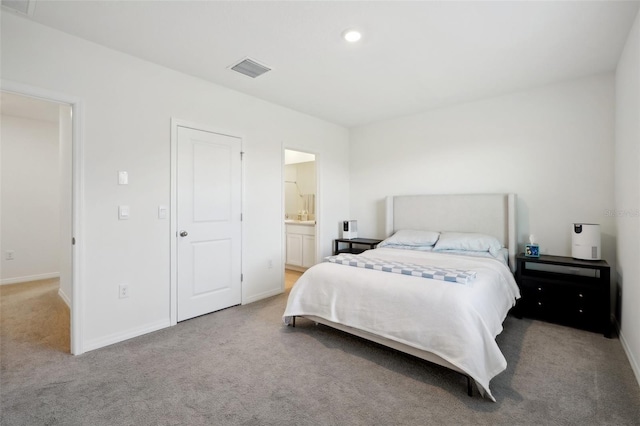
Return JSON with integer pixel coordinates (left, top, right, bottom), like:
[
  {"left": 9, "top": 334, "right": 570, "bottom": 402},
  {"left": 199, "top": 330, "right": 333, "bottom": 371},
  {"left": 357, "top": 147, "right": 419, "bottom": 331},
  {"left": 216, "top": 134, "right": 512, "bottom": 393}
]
[{"left": 283, "top": 149, "right": 317, "bottom": 290}]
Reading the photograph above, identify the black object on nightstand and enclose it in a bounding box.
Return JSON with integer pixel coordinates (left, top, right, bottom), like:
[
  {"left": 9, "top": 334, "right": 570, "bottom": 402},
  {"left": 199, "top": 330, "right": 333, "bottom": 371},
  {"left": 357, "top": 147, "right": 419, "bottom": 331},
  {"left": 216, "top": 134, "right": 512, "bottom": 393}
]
[
  {"left": 515, "top": 253, "right": 612, "bottom": 338},
  {"left": 333, "top": 238, "right": 383, "bottom": 255}
]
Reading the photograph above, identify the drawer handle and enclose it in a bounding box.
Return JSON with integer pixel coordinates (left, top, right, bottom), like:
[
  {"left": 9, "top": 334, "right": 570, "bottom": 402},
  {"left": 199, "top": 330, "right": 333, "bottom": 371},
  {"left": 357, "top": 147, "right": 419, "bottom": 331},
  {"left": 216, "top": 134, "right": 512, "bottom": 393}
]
[
  {"left": 537, "top": 287, "right": 543, "bottom": 291},
  {"left": 538, "top": 302, "right": 543, "bottom": 306},
  {"left": 578, "top": 309, "right": 583, "bottom": 313},
  {"left": 578, "top": 293, "right": 584, "bottom": 298}
]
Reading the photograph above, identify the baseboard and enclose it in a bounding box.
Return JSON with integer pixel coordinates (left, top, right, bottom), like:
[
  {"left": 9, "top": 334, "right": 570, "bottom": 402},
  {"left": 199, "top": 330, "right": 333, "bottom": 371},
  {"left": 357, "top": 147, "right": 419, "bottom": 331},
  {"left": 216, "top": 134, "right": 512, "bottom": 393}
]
[
  {"left": 243, "top": 287, "right": 283, "bottom": 304},
  {"left": 83, "top": 319, "right": 171, "bottom": 353},
  {"left": 619, "top": 327, "right": 640, "bottom": 389},
  {"left": 57, "top": 288, "right": 71, "bottom": 308},
  {"left": 284, "top": 264, "right": 308, "bottom": 273},
  {"left": 1, "top": 272, "right": 60, "bottom": 285}
]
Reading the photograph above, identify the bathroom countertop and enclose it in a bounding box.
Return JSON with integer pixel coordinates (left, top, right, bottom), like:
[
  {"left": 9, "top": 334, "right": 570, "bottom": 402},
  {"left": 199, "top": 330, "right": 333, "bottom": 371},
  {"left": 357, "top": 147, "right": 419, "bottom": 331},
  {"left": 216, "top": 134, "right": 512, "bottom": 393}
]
[{"left": 285, "top": 219, "right": 316, "bottom": 226}]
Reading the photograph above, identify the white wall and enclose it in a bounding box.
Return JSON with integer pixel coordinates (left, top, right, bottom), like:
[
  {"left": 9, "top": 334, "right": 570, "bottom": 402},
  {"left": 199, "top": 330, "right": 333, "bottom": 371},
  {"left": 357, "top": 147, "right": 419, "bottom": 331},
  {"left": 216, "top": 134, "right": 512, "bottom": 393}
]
[
  {"left": 350, "top": 74, "right": 616, "bottom": 266},
  {"left": 615, "top": 10, "right": 640, "bottom": 385},
  {"left": 284, "top": 164, "right": 298, "bottom": 218},
  {"left": 284, "top": 161, "right": 316, "bottom": 219},
  {"left": 296, "top": 162, "right": 316, "bottom": 196},
  {"left": 1, "top": 13, "right": 350, "bottom": 351},
  {"left": 1, "top": 114, "right": 60, "bottom": 284},
  {"left": 58, "top": 104, "right": 73, "bottom": 306}
]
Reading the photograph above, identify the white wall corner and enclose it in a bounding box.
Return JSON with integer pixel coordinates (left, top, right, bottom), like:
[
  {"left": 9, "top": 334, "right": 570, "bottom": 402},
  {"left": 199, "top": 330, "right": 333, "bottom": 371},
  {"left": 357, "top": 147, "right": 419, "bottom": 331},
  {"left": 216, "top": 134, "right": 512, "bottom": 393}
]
[
  {"left": 83, "top": 319, "right": 171, "bottom": 353},
  {"left": 58, "top": 287, "right": 71, "bottom": 309},
  {"left": 242, "top": 287, "right": 283, "bottom": 305},
  {"left": 619, "top": 329, "right": 640, "bottom": 389}
]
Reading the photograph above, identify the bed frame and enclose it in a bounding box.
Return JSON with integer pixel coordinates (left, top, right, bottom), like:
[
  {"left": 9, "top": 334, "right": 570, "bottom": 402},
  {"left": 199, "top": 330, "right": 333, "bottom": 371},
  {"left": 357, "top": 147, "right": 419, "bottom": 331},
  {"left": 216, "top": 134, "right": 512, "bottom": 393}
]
[{"left": 292, "top": 193, "right": 517, "bottom": 397}]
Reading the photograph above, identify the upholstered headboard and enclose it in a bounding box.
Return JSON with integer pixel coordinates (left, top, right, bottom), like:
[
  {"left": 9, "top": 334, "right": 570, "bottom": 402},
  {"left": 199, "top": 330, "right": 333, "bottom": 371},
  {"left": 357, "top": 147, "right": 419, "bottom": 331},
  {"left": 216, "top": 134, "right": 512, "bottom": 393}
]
[{"left": 385, "top": 193, "right": 517, "bottom": 271}]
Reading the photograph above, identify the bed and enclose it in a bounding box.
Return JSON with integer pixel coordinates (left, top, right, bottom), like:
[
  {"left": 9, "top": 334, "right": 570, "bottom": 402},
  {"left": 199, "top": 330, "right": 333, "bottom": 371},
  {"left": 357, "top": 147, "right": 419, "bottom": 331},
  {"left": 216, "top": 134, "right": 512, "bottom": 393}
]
[{"left": 282, "top": 193, "right": 520, "bottom": 401}]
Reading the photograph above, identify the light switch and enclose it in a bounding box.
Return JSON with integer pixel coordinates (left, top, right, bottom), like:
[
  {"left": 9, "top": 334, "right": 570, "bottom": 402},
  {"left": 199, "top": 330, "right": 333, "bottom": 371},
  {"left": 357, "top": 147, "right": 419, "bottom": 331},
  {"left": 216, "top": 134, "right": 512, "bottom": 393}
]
[
  {"left": 158, "top": 205, "right": 168, "bottom": 219},
  {"left": 119, "top": 205, "right": 130, "bottom": 220},
  {"left": 118, "top": 171, "right": 128, "bottom": 185}
]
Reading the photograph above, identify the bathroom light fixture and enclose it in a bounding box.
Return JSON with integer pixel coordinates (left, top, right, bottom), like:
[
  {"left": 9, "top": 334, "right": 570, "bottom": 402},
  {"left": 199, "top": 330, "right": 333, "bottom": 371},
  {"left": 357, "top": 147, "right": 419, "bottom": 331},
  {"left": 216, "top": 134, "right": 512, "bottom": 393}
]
[{"left": 342, "top": 29, "right": 362, "bottom": 43}]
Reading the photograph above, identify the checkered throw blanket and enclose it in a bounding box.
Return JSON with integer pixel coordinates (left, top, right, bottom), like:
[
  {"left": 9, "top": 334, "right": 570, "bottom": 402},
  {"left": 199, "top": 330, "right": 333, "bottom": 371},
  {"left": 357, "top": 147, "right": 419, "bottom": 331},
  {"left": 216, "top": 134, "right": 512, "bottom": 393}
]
[{"left": 325, "top": 254, "right": 477, "bottom": 285}]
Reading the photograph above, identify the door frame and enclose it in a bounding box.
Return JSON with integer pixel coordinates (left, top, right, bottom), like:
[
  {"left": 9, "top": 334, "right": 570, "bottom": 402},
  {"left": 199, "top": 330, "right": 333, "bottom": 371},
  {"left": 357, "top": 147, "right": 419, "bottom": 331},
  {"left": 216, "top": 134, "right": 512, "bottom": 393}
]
[
  {"left": 169, "top": 118, "right": 244, "bottom": 326},
  {"left": 282, "top": 146, "right": 320, "bottom": 291},
  {"left": 1, "top": 79, "right": 85, "bottom": 355}
]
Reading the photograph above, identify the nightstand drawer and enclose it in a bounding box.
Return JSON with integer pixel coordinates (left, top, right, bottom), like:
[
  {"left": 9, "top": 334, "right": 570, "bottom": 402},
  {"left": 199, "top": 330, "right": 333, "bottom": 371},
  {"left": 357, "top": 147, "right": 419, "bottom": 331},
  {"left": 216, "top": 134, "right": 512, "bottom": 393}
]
[
  {"left": 564, "top": 287, "right": 597, "bottom": 308},
  {"left": 515, "top": 253, "right": 611, "bottom": 337},
  {"left": 560, "top": 287, "right": 600, "bottom": 328},
  {"left": 519, "top": 278, "right": 560, "bottom": 320},
  {"left": 519, "top": 278, "right": 550, "bottom": 298}
]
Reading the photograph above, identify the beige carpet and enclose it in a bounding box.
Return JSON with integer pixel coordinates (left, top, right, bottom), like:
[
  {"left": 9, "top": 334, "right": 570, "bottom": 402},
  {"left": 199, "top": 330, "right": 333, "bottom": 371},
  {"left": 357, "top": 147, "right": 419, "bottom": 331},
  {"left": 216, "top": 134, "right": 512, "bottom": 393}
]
[{"left": 0, "top": 278, "right": 69, "bottom": 355}]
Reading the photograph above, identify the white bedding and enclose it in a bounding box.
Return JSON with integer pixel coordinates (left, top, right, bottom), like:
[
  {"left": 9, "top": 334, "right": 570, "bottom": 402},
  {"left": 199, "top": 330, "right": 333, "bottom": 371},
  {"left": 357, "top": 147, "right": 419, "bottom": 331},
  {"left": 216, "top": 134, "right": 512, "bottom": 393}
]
[{"left": 282, "top": 247, "right": 520, "bottom": 401}]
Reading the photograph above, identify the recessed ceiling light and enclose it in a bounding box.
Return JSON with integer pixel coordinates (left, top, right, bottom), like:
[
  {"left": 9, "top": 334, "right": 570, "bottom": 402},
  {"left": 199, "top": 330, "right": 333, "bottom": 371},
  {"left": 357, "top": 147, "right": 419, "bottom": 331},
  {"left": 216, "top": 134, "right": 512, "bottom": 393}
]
[{"left": 343, "top": 29, "right": 362, "bottom": 43}]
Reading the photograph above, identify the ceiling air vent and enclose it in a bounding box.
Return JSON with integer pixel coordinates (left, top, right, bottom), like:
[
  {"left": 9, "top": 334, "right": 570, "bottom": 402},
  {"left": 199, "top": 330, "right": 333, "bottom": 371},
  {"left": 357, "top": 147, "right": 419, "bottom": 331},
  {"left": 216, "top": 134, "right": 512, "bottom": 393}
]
[
  {"left": 229, "top": 58, "right": 271, "bottom": 79},
  {"left": 1, "top": 0, "right": 36, "bottom": 16}
]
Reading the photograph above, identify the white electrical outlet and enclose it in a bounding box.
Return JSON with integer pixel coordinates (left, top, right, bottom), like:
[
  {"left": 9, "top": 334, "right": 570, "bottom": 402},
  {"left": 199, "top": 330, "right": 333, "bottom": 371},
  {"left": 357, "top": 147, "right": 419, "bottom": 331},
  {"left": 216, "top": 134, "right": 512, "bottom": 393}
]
[
  {"left": 5, "top": 250, "right": 15, "bottom": 260},
  {"left": 119, "top": 284, "right": 129, "bottom": 299}
]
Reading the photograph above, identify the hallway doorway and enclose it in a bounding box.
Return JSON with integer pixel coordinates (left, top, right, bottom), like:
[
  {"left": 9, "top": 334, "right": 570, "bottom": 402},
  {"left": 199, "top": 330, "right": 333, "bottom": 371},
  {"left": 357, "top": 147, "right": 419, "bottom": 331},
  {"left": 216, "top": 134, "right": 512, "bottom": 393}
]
[{"left": 0, "top": 91, "right": 73, "bottom": 354}]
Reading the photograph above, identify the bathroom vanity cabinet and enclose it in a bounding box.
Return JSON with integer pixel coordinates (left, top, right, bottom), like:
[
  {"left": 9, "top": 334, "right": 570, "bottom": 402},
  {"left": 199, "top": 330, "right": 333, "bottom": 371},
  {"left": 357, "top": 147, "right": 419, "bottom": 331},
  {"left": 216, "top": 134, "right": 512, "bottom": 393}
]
[{"left": 285, "top": 222, "right": 316, "bottom": 271}]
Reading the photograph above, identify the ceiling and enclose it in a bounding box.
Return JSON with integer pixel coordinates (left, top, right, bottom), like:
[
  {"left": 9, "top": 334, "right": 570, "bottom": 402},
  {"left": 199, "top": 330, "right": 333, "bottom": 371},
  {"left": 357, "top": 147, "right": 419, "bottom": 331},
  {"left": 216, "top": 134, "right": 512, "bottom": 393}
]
[
  {"left": 285, "top": 149, "right": 316, "bottom": 165},
  {"left": 0, "top": 91, "right": 60, "bottom": 123},
  {"left": 6, "top": 0, "right": 640, "bottom": 127}
]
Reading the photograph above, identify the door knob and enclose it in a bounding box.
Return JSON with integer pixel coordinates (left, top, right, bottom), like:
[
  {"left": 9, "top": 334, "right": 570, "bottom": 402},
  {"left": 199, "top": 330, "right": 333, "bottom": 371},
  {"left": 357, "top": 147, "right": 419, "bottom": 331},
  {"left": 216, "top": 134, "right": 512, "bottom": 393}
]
[{"left": 179, "top": 230, "right": 188, "bottom": 237}]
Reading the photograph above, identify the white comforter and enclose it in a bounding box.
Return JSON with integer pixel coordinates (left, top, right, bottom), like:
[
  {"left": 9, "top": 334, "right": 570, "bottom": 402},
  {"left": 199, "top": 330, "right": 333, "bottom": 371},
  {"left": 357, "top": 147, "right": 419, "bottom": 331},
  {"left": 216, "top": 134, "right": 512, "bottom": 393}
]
[{"left": 282, "top": 248, "right": 520, "bottom": 401}]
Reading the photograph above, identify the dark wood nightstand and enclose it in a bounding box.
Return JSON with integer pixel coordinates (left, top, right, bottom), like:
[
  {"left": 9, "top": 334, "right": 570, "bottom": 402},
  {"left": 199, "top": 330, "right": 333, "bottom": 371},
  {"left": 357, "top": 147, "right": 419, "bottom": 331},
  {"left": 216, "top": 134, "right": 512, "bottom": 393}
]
[
  {"left": 333, "top": 238, "right": 383, "bottom": 255},
  {"left": 515, "top": 253, "right": 611, "bottom": 337}
]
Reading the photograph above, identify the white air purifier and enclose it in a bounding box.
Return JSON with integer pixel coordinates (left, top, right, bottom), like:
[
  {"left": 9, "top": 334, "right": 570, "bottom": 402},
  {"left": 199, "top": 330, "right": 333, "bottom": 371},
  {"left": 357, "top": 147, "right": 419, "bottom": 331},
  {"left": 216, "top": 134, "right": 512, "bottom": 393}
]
[
  {"left": 572, "top": 223, "right": 601, "bottom": 260},
  {"left": 342, "top": 220, "right": 358, "bottom": 239}
]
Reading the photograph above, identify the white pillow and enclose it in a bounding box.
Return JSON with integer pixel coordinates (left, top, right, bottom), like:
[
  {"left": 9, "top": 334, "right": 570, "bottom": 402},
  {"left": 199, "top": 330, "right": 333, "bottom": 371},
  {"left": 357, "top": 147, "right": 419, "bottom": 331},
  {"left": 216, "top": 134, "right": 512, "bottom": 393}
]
[
  {"left": 435, "top": 248, "right": 509, "bottom": 265},
  {"left": 378, "top": 229, "right": 440, "bottom": 248},
  {"left": 433, "top": 232, "right": 503, "bottom": 257}
]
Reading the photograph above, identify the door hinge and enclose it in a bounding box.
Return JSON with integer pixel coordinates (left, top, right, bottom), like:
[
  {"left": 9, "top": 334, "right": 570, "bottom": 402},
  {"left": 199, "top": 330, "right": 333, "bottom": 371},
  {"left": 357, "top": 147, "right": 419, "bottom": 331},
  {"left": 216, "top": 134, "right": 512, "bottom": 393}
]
[
  {"left": 241, "top": 274, "right": 244, "bottom": 282},
  {"left": 240, "top": 213, "right": 243, "bottom": 221},
  {"left": 72, "top": 237, "right": 76, "bottom": 245},
  {"left": 240, "top": 151, "right": 245, "bottom": 160}
]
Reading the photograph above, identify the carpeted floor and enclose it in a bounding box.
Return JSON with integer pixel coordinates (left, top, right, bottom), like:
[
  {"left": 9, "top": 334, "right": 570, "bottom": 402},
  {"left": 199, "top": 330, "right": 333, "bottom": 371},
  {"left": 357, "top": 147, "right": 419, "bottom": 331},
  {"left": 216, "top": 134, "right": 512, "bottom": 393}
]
[{"left": 1, "top": 279, "right": 639, "bottom": 425}]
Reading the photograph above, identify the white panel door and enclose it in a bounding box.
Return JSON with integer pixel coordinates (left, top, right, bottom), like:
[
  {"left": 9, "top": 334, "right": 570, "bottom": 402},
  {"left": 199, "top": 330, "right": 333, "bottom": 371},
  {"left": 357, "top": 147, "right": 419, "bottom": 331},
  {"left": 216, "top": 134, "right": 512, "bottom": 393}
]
[{"left": 177, "top": 126, "right": 242, "bottom": 322}]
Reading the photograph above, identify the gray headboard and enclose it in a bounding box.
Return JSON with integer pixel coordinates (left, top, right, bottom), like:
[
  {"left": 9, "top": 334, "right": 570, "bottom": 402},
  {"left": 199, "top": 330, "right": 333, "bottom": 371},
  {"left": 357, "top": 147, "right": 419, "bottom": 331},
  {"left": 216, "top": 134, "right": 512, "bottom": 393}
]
[{"left": 385, "top": 193, "right": 517, "bottom": 271}]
